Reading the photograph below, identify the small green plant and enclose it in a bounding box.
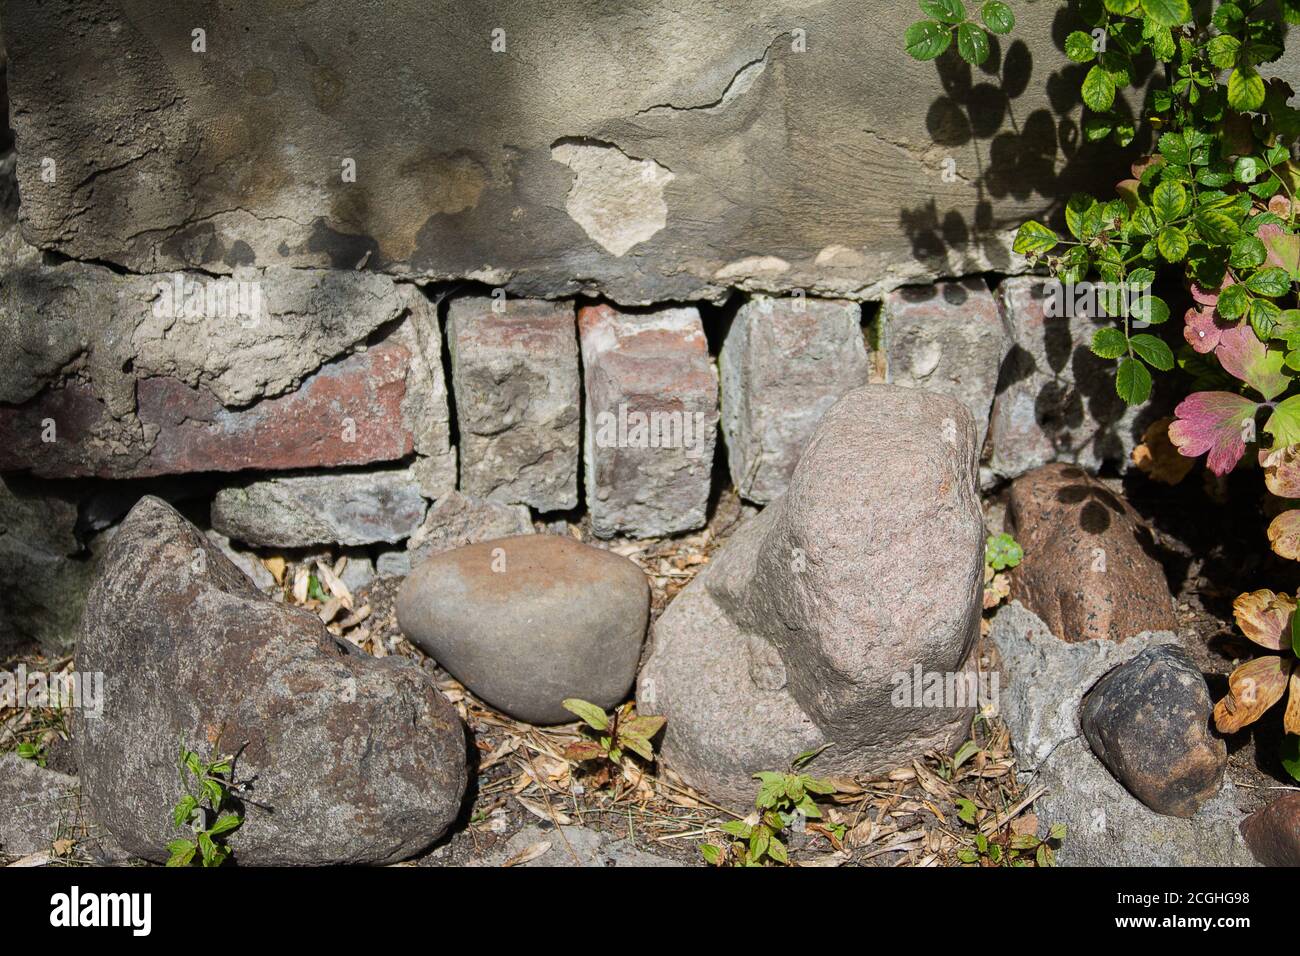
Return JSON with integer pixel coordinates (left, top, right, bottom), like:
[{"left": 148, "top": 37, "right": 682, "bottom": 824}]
[
  {"left": 561, "top": 698, "right": 665, "bottom": 767},
  {"left": 984, "top": 532, "right": 1024, "bottom": 571},
  {"left": 904, "top": 0, "right": 1016, "bottom": 66},
  {"left": 15, "top": 741, "right": 45, "bottom": 767},
  {"left": 955, "top": 798, "right": 1067, "bottom": 866},
  {"left": 166, "top": 744, "right": 243, "bottom": 867},
  {"left": 701, "top": 750, "right": 839, "bottom": 866}
]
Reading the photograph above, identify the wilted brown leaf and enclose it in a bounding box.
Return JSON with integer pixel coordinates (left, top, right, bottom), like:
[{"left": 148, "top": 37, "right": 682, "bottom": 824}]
[
  {"left": 1233, "top": 590, "right": 1295, "bottom": 651},
  {"left": 502, "top": 841, "right": 552, "bottom": 867},
  {"left": 1264, "top": 445, "right": 1300, "bottom": 498},
  {"left": 1268, "top": 510, "right": 1300, "bottom": 561},
  {"left": 1214, "top": 655, "right": 1293, "bottom": 734},
  {"left": 1287, "top": 668, "right": 1300, "bottom": 736},
  {"left": 1132, "top": 417, "right": 1195, "bottom": 485}
]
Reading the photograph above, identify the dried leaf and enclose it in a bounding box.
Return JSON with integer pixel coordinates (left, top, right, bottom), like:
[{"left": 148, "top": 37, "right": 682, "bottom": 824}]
[
  {"left": 1233, "top": 590, "right": 1295, "bottom": 650},
  {"left": 291, "top": 566, "right": 310, "bottom": 604},
  {"left": 502, "top": 841, "right": 552, "bottom": 867},
  {"left": 1214, "top": 655, "right": 1292, "bottom": 733},
  {"left": 1264, "top": 445, "right": 1300, "bottom": 499},
  {"left": 262, "top": 556, "right": 286, "bottom": 584},
  {"left": 1287, "top": 668, "right": 1300, "bottom": 736},
  {"left": 1132, "top": 417, "right": 1195, "bottom": 485},
  {"left": 1268, "top": 510, "right": 1300, "bottom": 561}
]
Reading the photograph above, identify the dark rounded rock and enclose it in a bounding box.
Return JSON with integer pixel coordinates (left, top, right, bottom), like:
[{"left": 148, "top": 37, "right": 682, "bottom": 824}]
[
  {"left": 396, "top": 534, "right": 650, "bottom": 725},
  {"left": 75, "top": 496, "right": 467, "bottom": 866},
  {"left": 1080, "top": 645, "right": 1226, "bottom": 818}
]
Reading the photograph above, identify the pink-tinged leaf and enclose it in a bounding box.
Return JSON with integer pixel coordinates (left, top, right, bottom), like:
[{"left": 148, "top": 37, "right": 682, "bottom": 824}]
[
  {"left": 1189, "top": 282, "right": 1221, "bottom": 307},
  {"left": 1233, "top": 589, "right": 1295, "bottom": 651},
  {"left": 1214, "top": 324, "right": 1290, "bottom": 400},
  {"left": 1264, "top": 445, "right": 1300, "bottom": 498},
  {"left": 1270, "top": 195, "right": 1295, "bottom": 219},
  {"left": 1168, "top": 391, "right": 1261, "bottom": 475},
  {"left": 1131, "top": 154, "right": 1160, "bottom": 179},
  {"left": 1268, "top": 510, "right": 1300, "bottom": 561},
  {"left": 1183, "top": 304, "right": 1229, "bottom": 353},
  {"left": 1259, "top": 222, "right": 1300, "bottom": 278}
]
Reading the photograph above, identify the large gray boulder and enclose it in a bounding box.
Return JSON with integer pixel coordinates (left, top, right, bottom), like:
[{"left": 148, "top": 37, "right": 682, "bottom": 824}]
[
  {"left": 397, "top": 535, "right": 650, "bottom": 724},
  {"left": 75, "top": 497, "right": 468, "bottom": 866},
  {"left": 639, "top": 385, "right": 984, "bottom": 808}
]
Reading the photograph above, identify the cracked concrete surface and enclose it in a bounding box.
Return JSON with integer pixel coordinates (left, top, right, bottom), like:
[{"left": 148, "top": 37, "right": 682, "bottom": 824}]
[{"left": 4, "top": 0, "right": 1138, "bottom": 304}]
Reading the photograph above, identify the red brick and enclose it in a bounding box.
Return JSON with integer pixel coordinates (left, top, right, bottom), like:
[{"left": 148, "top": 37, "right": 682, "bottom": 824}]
[{"left": 0, "top": 344, "right": 414, "bottom": 478}]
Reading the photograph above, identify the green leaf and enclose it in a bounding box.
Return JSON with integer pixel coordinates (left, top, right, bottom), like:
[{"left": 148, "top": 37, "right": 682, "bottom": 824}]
[
  {"left": 1231, "top": 236, "right": 1268, "bottom": 270},
  {"left": 1268, "top": 395, "right": 1300, "bottom": 446},
  {"left": 920, "top": 0, "right": 967, "bottom": 23},
  {"left": 172, "top": 794, "right": 199, "bottom": 828},
  {"left": 767, "top": 837, "right": 789, "bottom": 864},
  {"left": 720, "top": 819, "right": 752, "bottom": 838},
  {"left": 1207, "top": 34, "right": 1242, "bottom": 70},
  {"left": 561, "top": 698, "right": 609, "bottom": 731},
  {"left": 1012, "top": 220, "right": 1059, "bottom": 255},
  {"left": 699, "top": 843, "right": 722, "bottom": 865},
  {"left": 618, "top": 731, "right": 655, "bottom": 761},
  {"left": 1157, "top": 226, "right": 1189, "bottom": 262},
  {"left": 1246, "top": 267, "right": 1292, "bottom": 298},
  {"left": 1152, "top": 180, "right": 1187, "bottom": 223},
  {"left": 165, "top": 841, "right": 197, "bottom": 868},
  {"left": 1234, "top": 156, "right": 1260, "bottom": 184},
  {"left": 1065, "top": 30, "right": 1096, "bottom": 62},
  {"left": 1129, "top": 333, "right": 1175, "bottom": 370},
  {"left": 1282, "top": 735, "right": 1300, "bottom": 783},
  {"left": 1157, "top": 131, "right": 1189, "bottom": 165},
  {"left": 1104, "top": 0, "right": 1140, "bottom": 12},
  {"left": 955, "top": 798, "right": 978, "bottom": 825},
  {"left": 802, "top": 775, "right": 838, "bottom": 795},
  {"left": 749, "top": 824, "right": 771, "bottom": 860},
  {"left": 1049, "top": 823, "right": 1068, "bottom": 841},
  {"left": 1218, "top": 283, "right": 1249, "bottom": 319},
  {"left": 1139, "top": 0, "right": 1190, "bottom": 25},
  {"left": 1091, "top": 327, "right": 1128, "bottom": 359},
  {"left": 1250, "top": 298, "right": 1282, "bottom": 340},
  {"left": 1195, "top": 208, "right": 1240, "bottom": 245},
  {"left": 1082, "top": 65, "right": 1117, "bottom": 111},
  {"left": 1227, "top": 66, "right": 1266, "bottom": 111},
  {"left": 980, "top": 0, "right": 1015, "bottom": 34},
  {"left": 905, "top": 20, "right": 953, "bottom": 60},
  {"left": 208, "top": 812, "right": 243, "bottom": 836},
  {"left": 956, "top": 22, "right": 991, "bottom": 65},
  {"left": 1116, "top": 357, "right": 1153, "bottom": 404}
]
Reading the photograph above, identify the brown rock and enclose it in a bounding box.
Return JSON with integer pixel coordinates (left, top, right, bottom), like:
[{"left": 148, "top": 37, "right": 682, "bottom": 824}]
[
  {"left": 1241, "top": 792, "right": 1300, "bottom": 866},
  {"left": 1008, "top": 464, "right": 1176, "bottom": 642}
]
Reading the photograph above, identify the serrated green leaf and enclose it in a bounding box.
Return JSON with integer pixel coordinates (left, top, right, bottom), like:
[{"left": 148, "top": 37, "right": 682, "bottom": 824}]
[
  {"left": 208, "top": 812, "right": 242, "bottom": 836},
  {"left": 1152, "top": 180, "right": 1187, "bottom": 222},
  {"left": 1116, "top": 356, "right": 1153, "bottom": 404},
  {"left": 1246, "top": 267, "right": 1292, "bottom": 298},
  {"left": 1228, "top": 66, "right": 1266, "bottom": 111},
  {"left": 1140, "top": 0, "right": 1190, "bottom": 25},
  {"left": 1082, "top": 65, "right": 1117, "bottom": 111},
  {"left": 1104, "top": 0, "right": 1140, "bottom": 12},
  {"left": 1207, "top": 34, "right": 1242, "bottom": 69},
  {"left": 1157, "top": 226, "right": 1189, "bottom": 262},
  {"left": 921, "top": 0, "right": 967, "bottom": 24},
  {"left": 1218, "top": 283, "right": 1249, "bottom": 319},
  {"left": 905, "top": 20, "right": 953, "bottom": 60},
  {"left": 980, "top": 0, "right": 1014, "bottom": 33},
  {"left": 767, "top": 836, "right": 789, "bottom": 864},
  {"left": 956, "top": 22, "right": 991, "bottom": 64},
  {"left": 1012, "top": 220, "right": 1059, "bottom": 255},
  {"left": 1231, "top": 236, "right": 1268, "bottom": 269},
  {"left": 1065, "top": 30, "right": 1096, "bottom": 62},
  {"left": 1130, "top": 333, "right": 1175, "bottom": 370},
  {"left": 720, "top": 819, "right": 752, "bottom": 838},
  {"left": 699, "top": 843, "right": 722, "bottom": 865},
  {"left": 1091, "top": 327, "right": 1128, "bottom": 359}
]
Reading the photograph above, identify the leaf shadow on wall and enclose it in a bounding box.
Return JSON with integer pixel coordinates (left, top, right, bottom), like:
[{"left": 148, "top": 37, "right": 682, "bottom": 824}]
[{"left": 899, "top": 6, "right": 1155, "bottom": 271}]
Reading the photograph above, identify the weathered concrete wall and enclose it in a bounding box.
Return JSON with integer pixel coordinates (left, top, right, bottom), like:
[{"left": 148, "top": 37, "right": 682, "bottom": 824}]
[{"left": 4, "top": 0, "right": 1132, "bottom": 303}]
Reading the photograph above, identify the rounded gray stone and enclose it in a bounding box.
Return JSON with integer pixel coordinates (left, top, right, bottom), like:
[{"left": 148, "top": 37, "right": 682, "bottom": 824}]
[{"left": 397, "top": 535, "right": 650, "bottom": 724}]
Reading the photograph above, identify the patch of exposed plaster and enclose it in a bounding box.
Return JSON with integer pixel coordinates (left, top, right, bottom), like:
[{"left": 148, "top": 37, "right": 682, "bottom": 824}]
[
  {"left": 712, "top": 256, "right": 790, "bottom": 281},
  {"left": 550, "top": 140, "right": 674, "bottom": 257}
]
